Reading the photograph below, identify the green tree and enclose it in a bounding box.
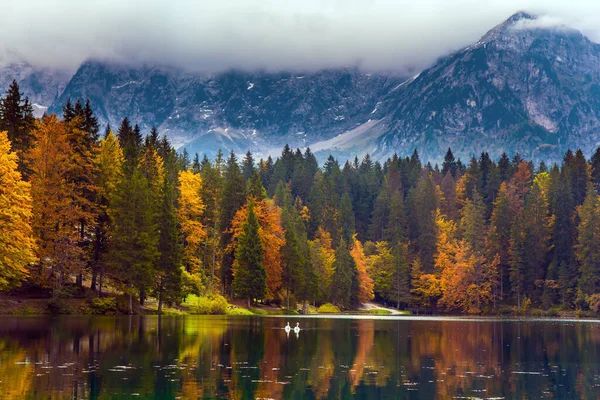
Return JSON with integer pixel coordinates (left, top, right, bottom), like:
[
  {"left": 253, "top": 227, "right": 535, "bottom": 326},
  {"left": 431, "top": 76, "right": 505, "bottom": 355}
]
[
  {"left": 220, "top": 151, "right": 247, "bottom": 294},
  {"left": 234, "top": 201, "right": 266, "bottom": 307},
  {"left": 91, "top": 130, "right": 123, "bottom": 293},
  {"left": 156, "top": 177, "right": 183, "bottom": 313},
  {"left": 576, "top": 184, "right": 600, "bottom": 297},
  {"left": 330, "top": 239, "right": 357, "bottom": 309},
  {"left": 0, "top": 80, "right": 35, "bottom": 178},
  {"left": 108, "top": 166, "right": 159, "bottom": 312}
]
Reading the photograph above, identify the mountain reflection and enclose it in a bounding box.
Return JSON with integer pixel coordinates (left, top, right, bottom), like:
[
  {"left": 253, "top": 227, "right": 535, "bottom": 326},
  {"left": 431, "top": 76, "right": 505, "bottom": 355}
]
[{"left": 0, "top": 316, "right": 598, "bottom": 399}]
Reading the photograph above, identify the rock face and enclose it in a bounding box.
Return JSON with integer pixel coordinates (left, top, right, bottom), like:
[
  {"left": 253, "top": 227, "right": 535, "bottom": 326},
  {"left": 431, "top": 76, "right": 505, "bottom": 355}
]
[
  {"left": 0, "top": 53, "right": 70, "bottom": 117},
  {"left": 369, "top": 11, "right": 600, "bottom": 163},
  {"left": 3, "top": 12, "right": 600, "bottom": 163},
  {"left": 49, "top": 63, "right": 404, "bottom": 157}
]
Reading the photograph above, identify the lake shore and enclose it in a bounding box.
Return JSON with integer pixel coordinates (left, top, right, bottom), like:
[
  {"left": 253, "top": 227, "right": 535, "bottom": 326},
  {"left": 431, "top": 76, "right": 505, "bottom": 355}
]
[{"left": 0, "top": 295, "right": 594, "bottom": 319}]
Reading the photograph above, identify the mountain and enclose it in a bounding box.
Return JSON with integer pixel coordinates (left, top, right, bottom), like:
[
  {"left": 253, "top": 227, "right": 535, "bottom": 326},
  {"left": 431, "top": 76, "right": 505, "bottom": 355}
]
[
  {"left": 0, "top": 51, "right": 70, "bottom": 117},
  {"left": 49, "top": 63, "right": 405, "bottom": 157},
  {"left": 4, "top": 12, "right": 600, "bottom": 163},
  {"left": 367, "top": 11, "right": 600, "bottom": 162}
]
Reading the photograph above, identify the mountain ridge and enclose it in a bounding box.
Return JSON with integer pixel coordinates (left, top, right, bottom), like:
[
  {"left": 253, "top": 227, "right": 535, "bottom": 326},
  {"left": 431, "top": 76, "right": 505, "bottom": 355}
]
[{"left": 3, "top": 11, "right": 600, "bottom": 163}]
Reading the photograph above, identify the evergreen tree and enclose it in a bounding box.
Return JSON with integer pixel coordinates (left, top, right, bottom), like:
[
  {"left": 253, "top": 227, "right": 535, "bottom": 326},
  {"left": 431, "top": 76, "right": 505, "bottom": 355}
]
[
  {"left": 591, "top": 147, "right": 600, "bottom": 192},
  {"left": 0, "top": 80, "right": 35, "bottom": 177},
  {"left": 241, "top": 151, "right": 255, "bottom": 181},
  {"left": 461, "top": 190, "right": 487, "bottom": 255},
  {"left": 330, "top": 239, "right": 357, "bottom": 309},
  {"left": 577, "top": 184, "right": 600, "bottom": 297},
  {"left": 108, "top": 166, "right": 158, "bottom": 312},
  {"left": 156, "top": 177, "right": 183, "bottom": 313},
  {"left": 440, "top": 172, "right": 459, "bottom": 221},
  {"left": 117, "top": 117, "right": 140, "bottom": 173},
  {"left": 487, "top": 183, "right": 513, "bottom": 302},
  {"left": 92, "top": 130, "right": 123, "bottom": 293},
  {"left": 339, "top": 192, "right": 355, "bottom": 243},
  {"left": 442, "top": 148, "right": 458, "bottom": 177},
  {"left": 233, "top": 201, "right": 267, "bottom": 306},
  {"left": 220, "top": 151, "right": 246, "bottom": 293}
]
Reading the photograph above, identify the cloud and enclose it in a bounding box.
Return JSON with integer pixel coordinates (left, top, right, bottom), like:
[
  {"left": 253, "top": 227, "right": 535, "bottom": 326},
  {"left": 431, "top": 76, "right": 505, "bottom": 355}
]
[{"left": 3, "top": 0, "right": 600, "bottom": 73}]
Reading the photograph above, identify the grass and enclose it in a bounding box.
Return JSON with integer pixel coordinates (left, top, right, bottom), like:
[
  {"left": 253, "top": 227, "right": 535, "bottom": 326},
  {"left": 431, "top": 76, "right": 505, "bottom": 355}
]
[
  {"left": 249, "top": 307, "right": 299, "bottom": 315},
  {"left": 227, "top": 307, "right": 254, "bottom": 316},
  {"left": 317, "top": 303, "right": 341, "bottom": 313},
  {"left": 369, "top": 308, "right": 392, "bottom": 315}
]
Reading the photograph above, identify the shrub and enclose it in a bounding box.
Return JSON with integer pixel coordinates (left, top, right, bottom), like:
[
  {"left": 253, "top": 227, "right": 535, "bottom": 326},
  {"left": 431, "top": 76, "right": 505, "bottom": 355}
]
[
  {"left": 317, "top": 303, "right": 340, "bottom": 313},
  {"left": 587, "top": 294, "right": 600, "bottom": 313},
  {"left": 227, "top": 307, "right": 254, "bottom": 316},
  {"left": 182, "top": 269, "right": 204, "bottom": 297},
  {"left": 186, "top": 294, "right": 228, "bottom": 315},
  {"left": 89, "top": 297, "right": 117, "bottom": 315},
  {"left": 47, "top": 299, "right": 70, "bottom": 315}
]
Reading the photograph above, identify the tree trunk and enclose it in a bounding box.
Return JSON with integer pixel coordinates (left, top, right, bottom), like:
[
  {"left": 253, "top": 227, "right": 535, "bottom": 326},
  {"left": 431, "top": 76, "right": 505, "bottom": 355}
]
[
  {"left": 91, "top": 269, "right": 97, "bottom": 291},
  {"left": 286, "top": 288, "right": 290, "bottom": 310},
  {"left": 302, "top": 300, "right": 308, "bottom": 315},
  {"left": 247, "top": 297, "right": 251, "bottom": 308},
  {"left": 98, "top": 268, "right": 104, "bottom": 297},
  {"left": 158, "top": 289, "right": 163, "bottom": 314},
  {"left": 129, "top": 293, "right": 133, "bottom": 315},
  {"left": 139, "top": 289, "right": 146, "bottom": 306}
]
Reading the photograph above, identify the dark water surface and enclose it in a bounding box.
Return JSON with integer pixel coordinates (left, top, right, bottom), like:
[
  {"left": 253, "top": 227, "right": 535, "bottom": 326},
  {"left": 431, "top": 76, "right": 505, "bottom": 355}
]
[{"left": 0, "top": 315, "right": 599, "bottom": 399}]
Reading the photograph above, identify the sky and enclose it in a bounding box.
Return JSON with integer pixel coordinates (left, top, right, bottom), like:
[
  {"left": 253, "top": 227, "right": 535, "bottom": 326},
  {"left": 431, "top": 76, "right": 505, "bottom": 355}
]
[{"left": 4, "top": 0, "right": 600, "bottom": 73}]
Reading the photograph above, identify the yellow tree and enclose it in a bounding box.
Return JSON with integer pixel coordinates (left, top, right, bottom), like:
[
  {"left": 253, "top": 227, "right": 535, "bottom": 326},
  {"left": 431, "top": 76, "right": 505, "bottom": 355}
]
[
  {"left": 178, "top": 170, "right": 206, "bottom": 276},
  {"left": 309, "top": 227, "right": 335, "bottom": 304},
  {"left": 230, "top": 198, "right": 285, "bottom": 297},
  {"left": 29, "top": 115, "right": 85, "bottom": 293},
  {"left": 436, "top": 213, "right": 499, "bottom": 313},
  {"left": 91, "top": 130, "right": 123, "bottom": 293},
  {"left": 0, "top": 131, "right": 36, "bottom": 288},
  {"left": 350, "top": 235, "right": 374, "bottom": 304}
]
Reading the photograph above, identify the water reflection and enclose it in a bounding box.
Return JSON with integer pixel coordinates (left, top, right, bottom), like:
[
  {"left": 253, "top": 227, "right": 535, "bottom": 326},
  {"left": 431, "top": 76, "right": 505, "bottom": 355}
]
[{"left": 0, "top": 316, "right": 599, "bottom": 398}]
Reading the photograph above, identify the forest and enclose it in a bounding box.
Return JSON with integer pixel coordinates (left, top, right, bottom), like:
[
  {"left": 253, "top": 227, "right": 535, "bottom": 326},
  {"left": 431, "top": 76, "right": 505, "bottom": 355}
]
[{"left": 2, "top": 80, "right": 600, "bottom": 315}]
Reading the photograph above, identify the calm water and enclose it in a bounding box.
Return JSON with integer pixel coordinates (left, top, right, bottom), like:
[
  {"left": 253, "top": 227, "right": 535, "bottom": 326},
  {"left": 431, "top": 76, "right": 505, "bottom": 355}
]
[{"left": 0, "top": 316, "right": 599, "bottom": 399}]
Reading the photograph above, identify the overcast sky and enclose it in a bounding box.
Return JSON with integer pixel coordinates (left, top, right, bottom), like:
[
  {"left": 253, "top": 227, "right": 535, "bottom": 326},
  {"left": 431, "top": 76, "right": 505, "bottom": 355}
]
[{"left": 4, "top": 0, "right": 600, "bottom": 73}]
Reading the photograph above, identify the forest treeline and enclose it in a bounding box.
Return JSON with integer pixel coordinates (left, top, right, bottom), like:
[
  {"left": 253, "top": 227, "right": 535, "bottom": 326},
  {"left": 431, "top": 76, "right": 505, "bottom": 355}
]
[{"left": 3, "top": 80, "right": 600, "bottom": 314}]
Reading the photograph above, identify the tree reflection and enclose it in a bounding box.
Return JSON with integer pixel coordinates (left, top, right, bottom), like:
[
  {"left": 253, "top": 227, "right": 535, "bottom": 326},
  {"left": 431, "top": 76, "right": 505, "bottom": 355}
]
[{"left": 0, "top": 316, "right": 598, "bottom": 399}]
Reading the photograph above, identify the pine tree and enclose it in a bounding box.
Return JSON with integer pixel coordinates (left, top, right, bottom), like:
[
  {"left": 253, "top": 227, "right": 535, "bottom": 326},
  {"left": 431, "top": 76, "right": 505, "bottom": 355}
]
[
  {"left": 117, "top": 117, "right": 140, "bottom": 174},
  {"left": 440, "top": 172, "right": 459, "bottom": 221},
  {"left": 591, "top": 147, "right": 600, "bottom": 192},
  {"left": 461, "top": 190, "right": 487, "bottom": 255},
  {"left": 241, "top": 151, "right": 255, "bottom": 181},
  {"left": 487, "top": 183, "right": 513, "bottom": 301},
  {"left": 234, "top": 201, "right": 267, "bottom": 306},
  {"left": 0, "top": 80, "right": 35, "bottom": 178},
  {"left": 548, "top": 169, "right": 576, "bottom": 305},
  {"left": 340, "top": 192, "right": 355, "bottom": 243},
  {"left": 108, "top": 166, "right": 159, "bottom": 312},
  {"left": 442, "top": 148, "right": 458, "bottom": 177},
  {"left": 220, "top": 151, "right": 246, "bottom": 293},
  {"left": 0, "top": 131, "right": 36, "bottom": 289},
  {"left": 156, "top": 177, "right": 183, "bottom": 313},
  {"left": 577, "top": 184, "right": 600, "bottom": 297},
  {"left": 330, "top": 239, "right": 357, "bottom": 309},
  {"left": 91, "top": 130, "right": 123, "bottom": 293}
]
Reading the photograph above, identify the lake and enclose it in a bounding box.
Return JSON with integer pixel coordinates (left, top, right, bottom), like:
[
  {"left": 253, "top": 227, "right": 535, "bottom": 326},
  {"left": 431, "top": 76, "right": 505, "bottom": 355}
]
[{"left": 0, "top": 315, "right": 599, "bottom": 399}]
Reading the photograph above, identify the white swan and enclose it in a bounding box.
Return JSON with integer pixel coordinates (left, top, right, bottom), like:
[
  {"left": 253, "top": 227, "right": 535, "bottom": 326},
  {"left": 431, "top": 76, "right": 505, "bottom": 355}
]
[
  {"left": 284, "top": 322, "right": 291, "bottom": 333},
  {"left": 293, "top": 322, "right": 300, "bottom": 334}
]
